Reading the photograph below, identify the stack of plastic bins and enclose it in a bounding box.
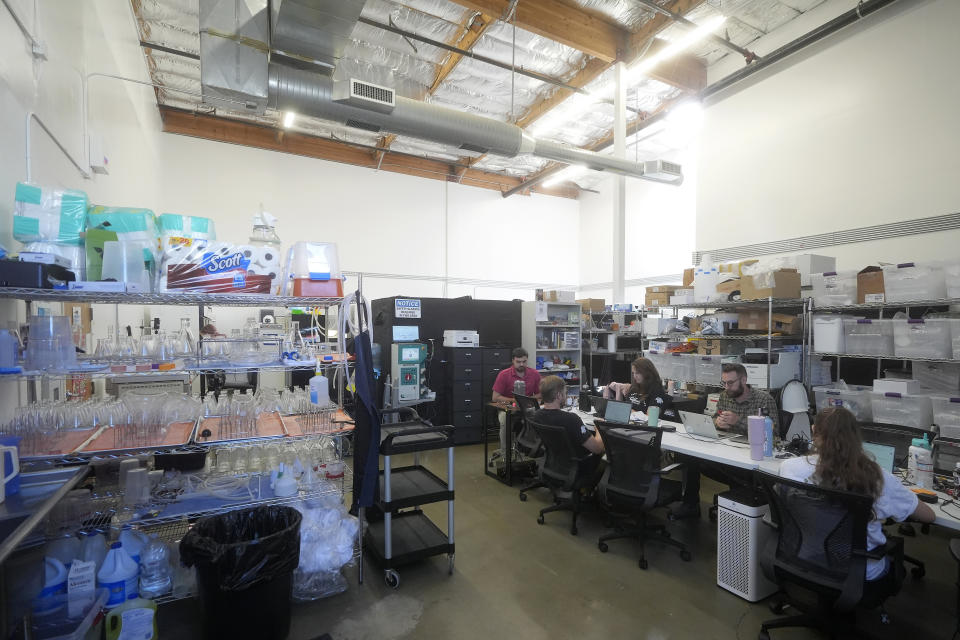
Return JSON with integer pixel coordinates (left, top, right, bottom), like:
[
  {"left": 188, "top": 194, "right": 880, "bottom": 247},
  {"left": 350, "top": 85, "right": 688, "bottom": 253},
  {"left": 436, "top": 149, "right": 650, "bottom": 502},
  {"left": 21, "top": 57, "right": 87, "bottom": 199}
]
[
  {"left": 870, "top": 392, "right": 934, "bottom": 429},
  {"left": 813, "top": 384, "right": 873, "bottom": 421},
  {"left": 366, "top": 408, "right": 455, "bottom": 588},
  {"left": 813, "top": 315, "right": 846, "bottom": 353},
  {"left": 892, "top": 318, "right": 952, "bottom": 359},
  {"left": 695, "top": 355, "right": 738, "bottom": 386},
  {"left": 665, "top": 352, "right": 695, "bottom": 384},
  {"left": 881, "top": 262, "right": 946, "bottom": 302},
  {"left": 810, "top": 271, "right": 858, "bottom": 307},
  {"left": 843, "top": 319, "right": 894, "bottom": 356},
  {"left": 933, "top": 397, "right": 960, "bottom": 439}
]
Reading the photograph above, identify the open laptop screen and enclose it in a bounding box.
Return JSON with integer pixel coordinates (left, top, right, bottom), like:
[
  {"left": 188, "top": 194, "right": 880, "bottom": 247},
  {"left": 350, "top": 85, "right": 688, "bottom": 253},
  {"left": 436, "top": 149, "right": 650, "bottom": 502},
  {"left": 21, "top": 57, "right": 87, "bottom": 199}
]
[
  {"left": 604, "top": 400, "right": 632, "bottom": 425},
  {"left": 863, "top": 441, "right": 895, "bottom": 474}
]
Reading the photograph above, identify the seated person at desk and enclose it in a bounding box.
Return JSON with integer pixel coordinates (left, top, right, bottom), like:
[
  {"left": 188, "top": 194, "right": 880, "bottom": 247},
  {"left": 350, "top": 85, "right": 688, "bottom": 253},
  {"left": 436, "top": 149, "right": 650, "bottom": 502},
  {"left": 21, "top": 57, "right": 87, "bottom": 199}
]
[
  {"left": 602, "top": 356, "right": 678, "bottom": 421},
  {"left": 713, "top": 363, "right": 779, "bottom": 435},
  {"left": 672, "top": 362, "right": 780, "bottom": 520},
  {"left": 491, "top": 348, "right": 542, "bottom": 457},
  {"left": 780, "top": 407, "right": 934, "bottom": 581},
  {"left": 533, "top": 375, "right": 605, "bottom": 487}
]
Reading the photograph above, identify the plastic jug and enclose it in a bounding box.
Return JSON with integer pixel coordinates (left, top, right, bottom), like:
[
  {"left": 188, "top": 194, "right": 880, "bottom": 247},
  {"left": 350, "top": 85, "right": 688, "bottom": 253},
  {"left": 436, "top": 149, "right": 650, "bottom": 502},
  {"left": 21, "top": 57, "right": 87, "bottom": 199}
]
[
  {"left": 98, "top": 542, "right": 139, "bottom": 607},
  {"left": 138, "top": 537, "right": 172, "bottom": 599},
  {"left": 118, "top": 528, "right": 148, "bottom": 565},
  {"left": 309, "top": 373, "right": 330, "bottom": 406},
  {"left": 106, "top": 596, "right": 158, "bottom": 640},
  {"left": 47, "top": 534, "right": 81, "bottom": 569},
  {"left": 0, "top": 329, "right": 19, "bottom": 372},
  {"left": 40, "top": 556, "right": 68, "bottom": 598},
  {"left": 907, "top": 434, "right": 934, "bottom": 489},
  {"left": 0, "top": 444, "right": 19, "bottom": 503},
  {"left": 80, "top": 530, "right": 108, "bottom": 572}
]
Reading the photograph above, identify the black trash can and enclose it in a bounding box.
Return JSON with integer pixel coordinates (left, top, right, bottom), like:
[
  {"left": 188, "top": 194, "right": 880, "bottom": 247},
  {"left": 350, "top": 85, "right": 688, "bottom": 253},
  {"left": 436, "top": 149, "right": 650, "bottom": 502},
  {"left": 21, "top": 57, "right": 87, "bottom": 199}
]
[{"left": 180, "top": 505, "right": 302, "bottom": 640}]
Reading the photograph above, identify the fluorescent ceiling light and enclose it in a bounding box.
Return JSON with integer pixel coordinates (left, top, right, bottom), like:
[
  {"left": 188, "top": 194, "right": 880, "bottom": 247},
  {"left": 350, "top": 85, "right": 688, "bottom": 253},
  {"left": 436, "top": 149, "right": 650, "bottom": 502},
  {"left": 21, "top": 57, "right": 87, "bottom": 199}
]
[
  {"left": 543, "top": 164, "right": 589, "bottom": 188},
  {"left": 283, "top": 111, "right": 296, "bottom": 128}
]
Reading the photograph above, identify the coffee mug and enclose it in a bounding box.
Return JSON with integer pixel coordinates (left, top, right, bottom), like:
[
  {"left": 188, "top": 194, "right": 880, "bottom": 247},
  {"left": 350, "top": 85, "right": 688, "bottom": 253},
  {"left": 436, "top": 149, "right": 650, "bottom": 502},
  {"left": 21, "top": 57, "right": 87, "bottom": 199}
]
[{"left": 0, "top": 445, "right": 20, "bottom": 504}]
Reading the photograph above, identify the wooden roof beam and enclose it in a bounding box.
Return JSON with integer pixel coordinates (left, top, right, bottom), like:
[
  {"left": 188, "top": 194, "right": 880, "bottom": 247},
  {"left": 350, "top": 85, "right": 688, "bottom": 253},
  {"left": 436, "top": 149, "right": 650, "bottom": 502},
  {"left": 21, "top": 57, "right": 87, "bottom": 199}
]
[{"left": 445, "top": 0, "right": 628, "bottom": 62}]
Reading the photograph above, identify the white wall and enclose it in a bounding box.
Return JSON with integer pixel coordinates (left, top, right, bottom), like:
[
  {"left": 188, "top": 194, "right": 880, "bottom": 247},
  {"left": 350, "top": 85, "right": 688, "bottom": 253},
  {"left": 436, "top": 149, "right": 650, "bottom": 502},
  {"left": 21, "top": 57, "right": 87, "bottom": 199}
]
[{"left": 697, "top": 0, "right": 960, "bottom": 269}]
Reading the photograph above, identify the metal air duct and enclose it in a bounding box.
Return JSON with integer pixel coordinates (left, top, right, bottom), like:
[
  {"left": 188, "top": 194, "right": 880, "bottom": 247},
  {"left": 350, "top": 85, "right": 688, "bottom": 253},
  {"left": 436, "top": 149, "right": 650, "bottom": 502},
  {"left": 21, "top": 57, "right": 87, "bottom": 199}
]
[{"left": 271, "top": 0, "right": 367, "bottom": 68}]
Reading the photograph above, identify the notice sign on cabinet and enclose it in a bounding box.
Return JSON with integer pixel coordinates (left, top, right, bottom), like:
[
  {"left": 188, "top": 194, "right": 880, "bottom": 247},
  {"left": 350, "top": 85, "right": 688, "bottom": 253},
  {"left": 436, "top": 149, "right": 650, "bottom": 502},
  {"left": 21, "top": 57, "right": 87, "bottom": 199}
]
[{"left": 395, "top": 298, "right": 422, "bottom": 319}]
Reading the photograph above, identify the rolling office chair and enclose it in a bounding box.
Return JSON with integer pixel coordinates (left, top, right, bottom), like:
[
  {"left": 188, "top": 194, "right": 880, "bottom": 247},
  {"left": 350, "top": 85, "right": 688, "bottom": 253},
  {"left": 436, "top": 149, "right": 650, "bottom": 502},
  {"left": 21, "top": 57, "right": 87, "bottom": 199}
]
[
  {"left": 860, "top": 421, "right": 934, "bottom": 579},
  {"left": 595, "top": 425, "right": 691, "bottom": 569},
  {"left": 513, "top": 394, "right": 545, "bottom": 500},
  {"left": 529, "top": 418, "right": 594, "bottom": 535},
  {"left": 949, "top": 540, "right": 960, "bottom": 639},
  {"left": 755, "top": 471, "right": 906, "bottom": 640}
]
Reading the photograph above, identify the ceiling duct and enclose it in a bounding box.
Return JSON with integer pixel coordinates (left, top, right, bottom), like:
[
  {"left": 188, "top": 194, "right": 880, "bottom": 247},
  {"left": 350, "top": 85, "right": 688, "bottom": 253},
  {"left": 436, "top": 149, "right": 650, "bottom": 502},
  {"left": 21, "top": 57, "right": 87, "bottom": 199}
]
[
  {"left": 199, "top": 0, "right": 682, "bottom": 185},
  {"left": 271, "top": 0, "right": 367, "bottom": 68}
]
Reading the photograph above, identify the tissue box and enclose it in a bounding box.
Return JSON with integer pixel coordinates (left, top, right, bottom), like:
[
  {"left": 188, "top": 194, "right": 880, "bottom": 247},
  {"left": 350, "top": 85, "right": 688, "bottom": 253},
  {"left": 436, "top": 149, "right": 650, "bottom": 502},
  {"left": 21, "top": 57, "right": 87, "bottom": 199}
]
[
  {"left": 13, "top": 183, "right": 87, "bottom": 245},
  {"left": 741, "top": 269, "right": 801, "bottom": 300}
]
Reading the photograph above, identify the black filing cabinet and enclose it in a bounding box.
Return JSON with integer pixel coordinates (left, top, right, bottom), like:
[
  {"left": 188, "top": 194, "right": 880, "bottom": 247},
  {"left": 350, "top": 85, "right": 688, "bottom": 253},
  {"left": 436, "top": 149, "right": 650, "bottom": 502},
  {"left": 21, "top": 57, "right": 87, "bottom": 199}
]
[{"left": 444, "top": 347, "right": 511, "bottom": 444}]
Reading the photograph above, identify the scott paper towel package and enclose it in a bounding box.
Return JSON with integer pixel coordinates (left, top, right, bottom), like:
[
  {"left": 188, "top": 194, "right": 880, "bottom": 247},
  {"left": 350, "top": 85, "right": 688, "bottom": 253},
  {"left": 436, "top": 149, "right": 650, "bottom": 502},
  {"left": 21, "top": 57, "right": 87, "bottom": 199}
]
[
  {"left": 159, "top": 240, "right": 281, "bottom": 293},
  {"left": 84, "top": 207, "right": 160, "bottom": 283},
  {"left": 13, "top": 183, "right": 87, "bottom": 245},
  {"left": 157, "top": 213, "right": 216, "bottom": 254}
]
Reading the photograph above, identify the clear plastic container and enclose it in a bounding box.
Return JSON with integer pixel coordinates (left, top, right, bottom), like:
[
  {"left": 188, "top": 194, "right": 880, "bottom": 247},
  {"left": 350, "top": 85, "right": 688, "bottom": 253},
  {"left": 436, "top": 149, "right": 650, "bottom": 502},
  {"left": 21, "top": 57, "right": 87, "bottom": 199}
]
[
  {"left": 813, "top": 384, "right": 873, "bottom": 421},
  {"left": 881, "top": 262, "right": 946, "bottom": 302},
  {"left": 870, "top": 392, "right": 934, "bottom": 429},
  {"left": 810, "top": 271, "right": 858, "bottom": 307},
  {"left": 645, "top": 352, "right": 668, "bottom": 379},
  {"left": 950, "top": 318, "right": 960, "bottom": 359},
  {"left": 912, "top": 361, "right": 960, "bottom": 395},
  {"left": 694, "top": 355, "right": 736, "bottom": 386},
  {"left": 31, "top": 588, "right": 109, "bottom": 640},
  {"left": 813, "top": 315, "right": 846, "bottom": 353},
  {"left": 282, "top": 242, "right": 343, "bottom": 297},
  {"left": 946, "top": 262, "right": 960, "bottom": 299},
  {"left": 664, "top": 353, "right": 694, "bottom": 382},
  {"left": 843, "top": 318, "right": 894, "bottom": 356},
  {"left": 893, "top": 318, "right": 952, "bottom": 359},
  {"left": 139, "top": 538, "right": 172, "bottom": 599},
  {"left": 933, "top": 396, "right": 960, "bottom": 438}
]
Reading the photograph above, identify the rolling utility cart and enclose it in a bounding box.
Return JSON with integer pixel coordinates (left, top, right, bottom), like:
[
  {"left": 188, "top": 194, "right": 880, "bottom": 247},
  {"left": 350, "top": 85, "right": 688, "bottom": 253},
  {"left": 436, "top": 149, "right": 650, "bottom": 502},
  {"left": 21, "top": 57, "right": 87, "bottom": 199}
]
[{"left": 365, "top": 408, "right": 456, "bottom": 588}]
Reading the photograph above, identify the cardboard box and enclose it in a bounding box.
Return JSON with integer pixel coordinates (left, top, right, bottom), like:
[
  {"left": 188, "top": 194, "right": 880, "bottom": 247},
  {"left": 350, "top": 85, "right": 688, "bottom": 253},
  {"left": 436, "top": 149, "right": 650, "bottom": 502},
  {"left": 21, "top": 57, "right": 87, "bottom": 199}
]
[
  {"left": 647, "top": 285, "right": 679, "bottom": 294},
  {"left": 683, "top": 268, "right": 694, "bottom": 287},
  {"left": 63, "top": 303, "right": 92, "bottom": 349},
  {"left": 697, "top": 339, "right": 746, "bottom": 356},
  {"left": 576, "top": 298, "right": 605, "bottom": 312},
  {"left": 857, "top": 266, "right": 885, "bottom": 303},
  {"left": 741, "top": 269, "right": 801, "bottom": 300},
  {"left": 716, "top": 278, "right": 740, "bottom": 295},
  {"left": 737, "top": 310, "right": 801, "bottom": 335},
  {"left": 543, "top": 289, "right": 575, "bottom": 303},
  {"left": 645, "top": 292, "right": 671, "bottom": 307},
  {"left": 719, "top": 260, "right": 759, "bottom": 276},
  {"left": 688, "top": 316, "right": 702, "bottom": 334}
]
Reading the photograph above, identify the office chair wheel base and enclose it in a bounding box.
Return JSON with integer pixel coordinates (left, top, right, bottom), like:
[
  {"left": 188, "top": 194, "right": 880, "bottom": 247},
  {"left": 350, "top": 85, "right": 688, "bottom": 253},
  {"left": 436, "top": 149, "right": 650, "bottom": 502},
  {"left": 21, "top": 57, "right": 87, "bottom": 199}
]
[
  {"left": 570, "top": 525, "right": 578, "bottom": 536},
  {"left": 598, "top": 542, "right": 609, "bottom": 553},
  {"left": 768, "top": 601, "right": 788, "bottom": 615},
  {"left": 519, "top": 493, "right": 527, "bottom": 502},
  {"left": 911, "top": 565, "right": 925, "bottom": 579},
  {"left": 638, "top": 558, "right": 648, "bottom": 570},
  {"left": 448, "top": 554, "right": 455, "bottom": 575},
  {"left": 757, "top": 631, "right": 770, "bottom": 640},
  {"left": 680, "top": 550, "right": 692, "bottom": 562},
  {"left": 537, "top": 514, "right": 545, "bottom": 525},
  {"left": 384, "top": 570, "right": 400, "bottom": 589}
]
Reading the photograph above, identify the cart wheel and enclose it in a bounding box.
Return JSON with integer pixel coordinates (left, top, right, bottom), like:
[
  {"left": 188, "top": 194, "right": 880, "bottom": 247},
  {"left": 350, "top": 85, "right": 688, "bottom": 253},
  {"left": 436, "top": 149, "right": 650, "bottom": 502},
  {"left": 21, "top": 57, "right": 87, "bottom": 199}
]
[
  {"left": 537, "top": 514, "right": 545, "bottom": 525},
  {"left": 519, "top": 493, "right": 527, "bottom": 502},
  {"left": 448, "top": 554, "right": 455, "bottom": 575},
  {"left": 598, "top": 542, "right": 609, "bottom": 553},
  {"left": 384, "top": 569, "right": 400, "bottom": 589},
  {"left": 680, "top": 549, "right": 692, "bottom": 562}
]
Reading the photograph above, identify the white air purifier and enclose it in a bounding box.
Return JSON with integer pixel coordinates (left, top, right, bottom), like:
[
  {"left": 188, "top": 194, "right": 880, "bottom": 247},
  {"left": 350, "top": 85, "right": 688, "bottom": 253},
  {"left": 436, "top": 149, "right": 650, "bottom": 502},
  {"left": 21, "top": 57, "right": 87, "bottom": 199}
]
[{"left": 716, "top": 490, "right": 779, "bottom": 602}]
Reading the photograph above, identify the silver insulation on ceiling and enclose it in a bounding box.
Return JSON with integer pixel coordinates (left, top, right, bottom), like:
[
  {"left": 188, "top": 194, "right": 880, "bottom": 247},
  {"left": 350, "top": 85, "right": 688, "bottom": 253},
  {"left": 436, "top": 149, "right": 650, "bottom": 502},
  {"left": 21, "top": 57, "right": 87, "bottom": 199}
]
[{"left": 134, "top": 0, "right": 830, "bottom": 185}]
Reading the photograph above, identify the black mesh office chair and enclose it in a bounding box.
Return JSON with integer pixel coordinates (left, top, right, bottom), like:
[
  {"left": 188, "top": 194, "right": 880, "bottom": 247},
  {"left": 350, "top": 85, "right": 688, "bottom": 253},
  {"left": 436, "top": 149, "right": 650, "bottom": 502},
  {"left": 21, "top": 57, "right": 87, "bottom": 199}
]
[
  {"left": 755, "top": 471, "right": 906, "bottom": 639},
  {"left": 513, "top": 394, "right": 545, "bottom": 500},
  {"left": 530, "top": 418, "right": 593, "bottom": 535},
  {"left": 860, "top": 421, "right": 934, "bottom": 579},
  {"left": 595, "top": 425, "right": 691, "bottom": 569}
]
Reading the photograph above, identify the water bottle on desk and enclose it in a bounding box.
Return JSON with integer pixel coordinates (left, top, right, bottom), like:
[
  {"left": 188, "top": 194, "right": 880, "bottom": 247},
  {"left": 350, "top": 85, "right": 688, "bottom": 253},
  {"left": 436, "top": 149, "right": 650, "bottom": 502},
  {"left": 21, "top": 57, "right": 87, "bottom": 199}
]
[{"left": 907, "top": 434, "right": 933, "bottom": 489}]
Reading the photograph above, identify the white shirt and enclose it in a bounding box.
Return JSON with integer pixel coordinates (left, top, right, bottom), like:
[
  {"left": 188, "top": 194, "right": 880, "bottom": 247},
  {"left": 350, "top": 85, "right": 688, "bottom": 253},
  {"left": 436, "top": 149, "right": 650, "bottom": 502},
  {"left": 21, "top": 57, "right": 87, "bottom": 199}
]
[{"left": 779, "top": 455, "right": 918, "bottom": 580}]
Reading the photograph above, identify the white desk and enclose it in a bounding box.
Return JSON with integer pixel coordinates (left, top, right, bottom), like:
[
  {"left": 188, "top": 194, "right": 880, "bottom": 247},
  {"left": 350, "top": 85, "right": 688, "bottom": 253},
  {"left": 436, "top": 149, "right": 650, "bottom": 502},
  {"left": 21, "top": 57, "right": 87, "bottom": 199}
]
[{"left": 932, "top": 491, "right": 960, "bottom": 531}]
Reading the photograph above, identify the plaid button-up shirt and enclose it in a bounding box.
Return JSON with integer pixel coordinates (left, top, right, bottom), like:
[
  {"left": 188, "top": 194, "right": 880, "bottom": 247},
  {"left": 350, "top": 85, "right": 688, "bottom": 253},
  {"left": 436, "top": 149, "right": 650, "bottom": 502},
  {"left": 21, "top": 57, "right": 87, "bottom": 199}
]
[{"left": 713, "top": 387, "right": 779, "bottom": 435}]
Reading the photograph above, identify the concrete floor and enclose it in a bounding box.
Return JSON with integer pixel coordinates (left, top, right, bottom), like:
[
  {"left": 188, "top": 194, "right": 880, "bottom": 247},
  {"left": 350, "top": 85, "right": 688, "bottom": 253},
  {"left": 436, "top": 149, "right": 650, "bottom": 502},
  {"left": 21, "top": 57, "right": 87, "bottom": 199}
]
[{"left": 162, "top": 444, "right": 959, "bottom": 640}]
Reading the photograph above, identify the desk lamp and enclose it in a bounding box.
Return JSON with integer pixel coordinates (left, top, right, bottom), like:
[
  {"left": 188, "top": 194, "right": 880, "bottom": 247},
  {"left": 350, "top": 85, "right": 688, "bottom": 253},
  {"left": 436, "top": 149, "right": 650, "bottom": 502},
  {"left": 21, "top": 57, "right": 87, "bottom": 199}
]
[{"left": 781, "top": 379, "right": 811, "bottom": 442}]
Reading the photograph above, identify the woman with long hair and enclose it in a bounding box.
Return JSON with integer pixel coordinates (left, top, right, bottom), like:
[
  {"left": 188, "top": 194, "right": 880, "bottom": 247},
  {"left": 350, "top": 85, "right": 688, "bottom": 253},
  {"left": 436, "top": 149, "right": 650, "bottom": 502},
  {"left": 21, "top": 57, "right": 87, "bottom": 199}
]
[
  {"left": 602, "top": 356, "right": 678, "bottom": 420},
  {"left": 779, "top": 407, "right": 934, "bottom": 580}
]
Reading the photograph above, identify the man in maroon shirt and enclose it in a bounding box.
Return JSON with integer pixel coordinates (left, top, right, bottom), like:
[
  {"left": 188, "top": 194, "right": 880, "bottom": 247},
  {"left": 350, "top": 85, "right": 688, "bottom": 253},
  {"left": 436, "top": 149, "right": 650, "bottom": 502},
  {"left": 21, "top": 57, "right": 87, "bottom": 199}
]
[{"left": 491, "top": 348, "right": 542, "bottom": 457}]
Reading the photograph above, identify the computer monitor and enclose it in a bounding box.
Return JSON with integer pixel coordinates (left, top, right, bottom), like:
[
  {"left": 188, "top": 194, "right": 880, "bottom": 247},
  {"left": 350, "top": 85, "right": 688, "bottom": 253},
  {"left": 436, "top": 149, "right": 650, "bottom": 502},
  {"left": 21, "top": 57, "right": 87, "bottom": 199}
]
[
  {"left": 603, "top": 400, "right": 633, "bottom": 425},
  {"left": 392, "top": 325, "right": 419, "bottom": 342},
  {"left": 863, "top": 441, "right": 895, "bottom": 474}
]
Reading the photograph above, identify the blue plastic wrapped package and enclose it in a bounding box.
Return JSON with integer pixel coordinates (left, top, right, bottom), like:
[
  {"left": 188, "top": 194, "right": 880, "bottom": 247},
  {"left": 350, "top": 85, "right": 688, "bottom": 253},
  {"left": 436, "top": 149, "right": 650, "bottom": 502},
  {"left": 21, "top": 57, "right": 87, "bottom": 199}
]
[
  {"left": 85, "top": 207, "right": 159, "bottom": 282},
  {"left": 13, "top": 183, "right": 88, "bottom": 245}
]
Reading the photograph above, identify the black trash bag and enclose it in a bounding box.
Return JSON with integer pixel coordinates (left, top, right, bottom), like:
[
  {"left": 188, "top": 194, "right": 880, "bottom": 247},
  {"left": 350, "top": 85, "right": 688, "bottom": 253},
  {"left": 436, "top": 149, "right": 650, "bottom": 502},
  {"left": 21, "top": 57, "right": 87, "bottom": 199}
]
[{"left": 180, "top": 505, "right": 302, "bottom": 591}]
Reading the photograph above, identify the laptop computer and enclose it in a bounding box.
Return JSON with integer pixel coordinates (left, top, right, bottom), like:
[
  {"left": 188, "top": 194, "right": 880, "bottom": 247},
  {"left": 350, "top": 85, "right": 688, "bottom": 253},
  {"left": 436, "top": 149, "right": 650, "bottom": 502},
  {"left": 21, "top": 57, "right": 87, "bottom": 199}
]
[
  {"left": 863, "top": 441, "right": 896, "bottom": 473},
  {"left": 602, "top": 400, "right": 633, "bottom": 425},
  {"left": 592, "top": 396, "right": 609, "bottom": 418},
  {"left": 679, "top": 411, "right": 749, "bottom": 444}
]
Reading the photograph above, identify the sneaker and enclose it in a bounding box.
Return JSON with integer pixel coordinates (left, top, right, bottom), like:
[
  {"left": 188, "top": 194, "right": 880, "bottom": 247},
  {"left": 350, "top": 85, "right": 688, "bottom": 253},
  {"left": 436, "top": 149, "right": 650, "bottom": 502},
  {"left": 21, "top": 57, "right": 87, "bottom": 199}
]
[
  {"left": 669, "top": 503, "right": 701, "bottom": 520},
  {"left": 488, "top": 450, "right": 503, "bottom": 467}
]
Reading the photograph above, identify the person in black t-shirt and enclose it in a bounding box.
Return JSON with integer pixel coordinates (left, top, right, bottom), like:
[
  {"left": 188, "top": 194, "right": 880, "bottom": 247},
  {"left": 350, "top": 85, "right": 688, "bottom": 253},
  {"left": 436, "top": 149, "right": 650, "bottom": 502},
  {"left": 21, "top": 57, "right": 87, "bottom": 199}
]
[
  {"left": 602, "top": 356, "right": 678, "bottom": 421},
  {"left": 533, "top": 376, "right": 605, "bottom": 488}
]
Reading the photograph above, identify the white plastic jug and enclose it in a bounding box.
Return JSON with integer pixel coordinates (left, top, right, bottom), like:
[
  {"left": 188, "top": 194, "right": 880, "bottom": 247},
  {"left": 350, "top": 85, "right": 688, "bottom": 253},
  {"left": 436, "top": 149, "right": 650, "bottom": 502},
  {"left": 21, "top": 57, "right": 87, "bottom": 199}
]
[
  {"left": 98, "top": 542, "right": 139, "bottom": 607},
  {"left": 80, "top": 530, "right": 108, "bottom": 572},
  {"left": 908, "top": 435, "right": 934, "bottom": 489},
  {"left": 118, "top": 528, "right": 148, "bottom": 565},
  {"left": 0, "top": 445, "right": 19, "bottom": 504},
  {"left": 309, "top": 373, "right": 330, "bottom": 406},
  {"left": 47, "top": 534, "right": 81, "bottom": 569}
]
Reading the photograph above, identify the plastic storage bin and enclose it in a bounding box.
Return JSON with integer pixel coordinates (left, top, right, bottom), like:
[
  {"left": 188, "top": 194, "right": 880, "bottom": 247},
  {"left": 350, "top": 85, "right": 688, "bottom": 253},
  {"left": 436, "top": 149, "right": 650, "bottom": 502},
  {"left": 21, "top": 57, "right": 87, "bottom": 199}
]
[
  {"left": 813, "top": 384, "right": 874, "bottom": 421},
  {"left": 810, "top": 271, "right": 858, "bottom": 307},
  {"left": 912, "top": 361, "right": 960, "bottom": 395},
  {"left": 281, "top": 242, "right": 343, "bottom": 297},
  {"left": 870, "top": 392, "right": 934, "bottom": 429},
  {"left": 881, "top": 262, "right": 946, "bottom": 302},
  {"left": 933, "top": 396, "right": 960, "bottom": 438},
  {"left": 695, "top": 355, "right": 725, "bottom": 386},
  {"left": 661, "top": 353, "right": 694, "bottom": 382},
  {"left": 843, "top": 319, "right": 894, "bottom": 356},
  {"left": 892, "top": 318, "right": 952, "bottom": 359},
  {"left": 950, "top": 318, "right": 960, "bottom": 359},
  {"left": 813, "top": 315, "right": 846, "bottom": 353},
  {"left": 945, "top": 262, "right": 960, "bottom": 299},
  {"left": 31, "top": 588, "right": 108, "bottom": 640}
]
